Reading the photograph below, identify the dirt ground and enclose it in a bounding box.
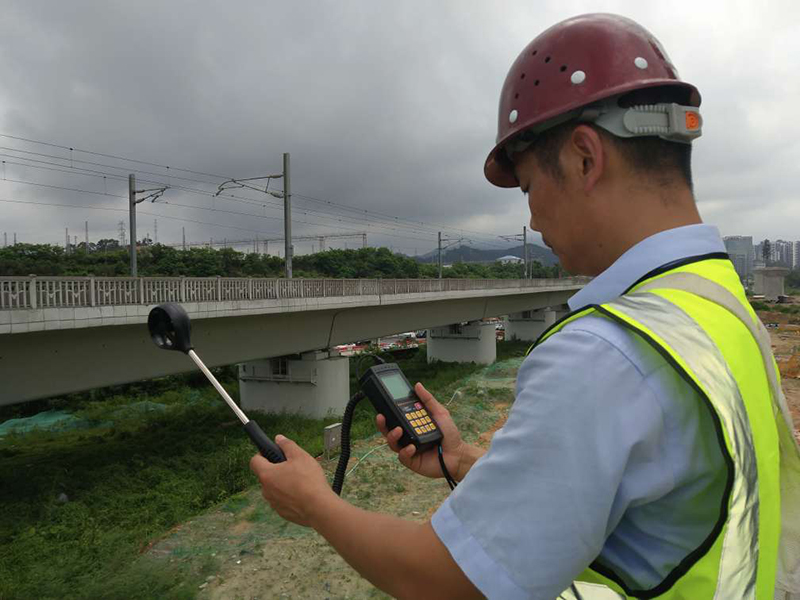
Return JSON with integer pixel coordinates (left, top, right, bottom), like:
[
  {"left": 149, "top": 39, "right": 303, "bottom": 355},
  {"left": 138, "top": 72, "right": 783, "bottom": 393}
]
[
  {"left": 145, "top": 360, "right": 521, "bottom": 600},
  {"left": 145, "top": 315, "right": 800, "bottom": 600},
  {"left": 760, "top": 310, "right": 800, "bottom": 435}
]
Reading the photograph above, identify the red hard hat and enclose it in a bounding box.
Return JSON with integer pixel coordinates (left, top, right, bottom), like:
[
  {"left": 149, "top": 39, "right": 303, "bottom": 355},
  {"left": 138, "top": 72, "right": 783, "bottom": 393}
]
[{"left": 485, "top": 14, "right": 702, "bottom": 188}]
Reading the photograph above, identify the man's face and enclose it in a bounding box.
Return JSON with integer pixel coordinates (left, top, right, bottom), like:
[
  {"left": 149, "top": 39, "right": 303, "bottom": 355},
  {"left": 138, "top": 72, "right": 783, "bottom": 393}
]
[{"left": 512, "top": 149, "right": 587, "bottom": 274}]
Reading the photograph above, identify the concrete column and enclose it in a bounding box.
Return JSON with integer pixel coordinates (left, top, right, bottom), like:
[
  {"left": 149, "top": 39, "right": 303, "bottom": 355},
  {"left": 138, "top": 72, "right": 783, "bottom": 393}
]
[
  {"left": 238, "top": 350, "right": 350, "bottom": 418},
  {"left": 754, "top": 267, "right": 788, "bottom": 301},
  {"left": 427, "top": 321, "right": 496, "bottom": 365},
  {"left": 554, "top": 305, "right": 570, "bottom": 321},
  {"left": 504, "top": 307, "right": 557, "bottom": 342}
]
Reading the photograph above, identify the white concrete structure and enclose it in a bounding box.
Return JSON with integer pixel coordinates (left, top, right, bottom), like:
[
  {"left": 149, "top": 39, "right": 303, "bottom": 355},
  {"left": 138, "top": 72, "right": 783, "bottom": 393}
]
[
  {"left": 498, "top": 255, "right": 523, "bottom": 264},
  {"left": 555, "top": 305, "right": 571, "bottom": 320},
  {"left": 505, "top": 308, "right": 557, "bottom": 342},
  {"left": 753, "top": 267, "right": 789, "bottom": 301},
  {"left": 239, "top": 351, "right": 350, "bottom": 418},
  {"left": 427, "top": 321, "right": 496, "bottom": 365},
  {"left": 0, "top": 275, "right": 587, "bottom": 405}
]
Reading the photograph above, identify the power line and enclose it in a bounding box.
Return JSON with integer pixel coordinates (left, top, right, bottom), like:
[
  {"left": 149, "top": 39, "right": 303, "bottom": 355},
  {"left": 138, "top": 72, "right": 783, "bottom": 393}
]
[
  {"left": 0, "top": 189, "right": 441, "bottom": 245},
  {"left": 0, "top": 133, "right": 229, "bottom": 181},
  {"left": 293, "top": 191, "right": 508, "bottom": 246},
  {"left": 0, "top": 197, "right": 280, "bottom": 235},
  {"left": 0, "top": 161, "right": 458, "bottom": 242},
  {"left": 0, "top": 173, "right": 443, "bottom": 243},
  {"left": 0, "top": 133, "right": 511, "bottom": 247}
]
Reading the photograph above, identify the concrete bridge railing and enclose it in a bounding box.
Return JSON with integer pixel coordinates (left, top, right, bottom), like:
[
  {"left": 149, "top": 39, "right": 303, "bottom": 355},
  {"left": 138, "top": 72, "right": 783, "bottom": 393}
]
[{"left": 0, "top": 275, "right": 589, "bottom": 310}]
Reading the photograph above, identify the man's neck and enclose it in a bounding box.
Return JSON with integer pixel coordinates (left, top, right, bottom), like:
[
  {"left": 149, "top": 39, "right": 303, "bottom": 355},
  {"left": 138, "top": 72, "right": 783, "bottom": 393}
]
[{"left": 588, "top": 185, "right": 702, "bottom": 276}]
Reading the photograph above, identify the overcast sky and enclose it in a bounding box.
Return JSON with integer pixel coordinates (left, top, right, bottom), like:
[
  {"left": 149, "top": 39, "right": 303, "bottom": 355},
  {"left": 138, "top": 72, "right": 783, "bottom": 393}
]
[{"left": 0, "top": 0, "right": 797, "bottom": 256}]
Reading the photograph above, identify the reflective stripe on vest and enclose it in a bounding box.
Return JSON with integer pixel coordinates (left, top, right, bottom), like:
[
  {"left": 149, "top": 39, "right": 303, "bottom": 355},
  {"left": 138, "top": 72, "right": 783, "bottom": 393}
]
[
  {"left": 535, "top": 260, "right": 785, "bottom": 599},
  {"left": 636, "top": 272, "right": 800, "bottom": 599},
  {"left": 599, "top": 291, "right": 758, "bottom": 598}
]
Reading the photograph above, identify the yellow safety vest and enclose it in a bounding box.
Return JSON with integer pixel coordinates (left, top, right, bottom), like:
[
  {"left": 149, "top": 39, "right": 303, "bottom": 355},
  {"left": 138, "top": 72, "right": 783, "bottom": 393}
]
[{"left": 528, "top": 257, "right": 800, "bottom": 599}]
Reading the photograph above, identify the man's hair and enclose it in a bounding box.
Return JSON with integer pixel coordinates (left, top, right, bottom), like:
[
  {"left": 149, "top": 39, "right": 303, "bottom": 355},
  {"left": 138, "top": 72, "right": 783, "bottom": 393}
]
[{"left": 528, "top": 87, "right": 694, "bottom": 191}]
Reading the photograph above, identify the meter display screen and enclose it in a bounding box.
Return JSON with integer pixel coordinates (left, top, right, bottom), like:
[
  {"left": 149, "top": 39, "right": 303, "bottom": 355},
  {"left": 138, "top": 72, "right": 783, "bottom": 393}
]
[{"left": 379, "top": 372, "right": 412, "bottom": 400}]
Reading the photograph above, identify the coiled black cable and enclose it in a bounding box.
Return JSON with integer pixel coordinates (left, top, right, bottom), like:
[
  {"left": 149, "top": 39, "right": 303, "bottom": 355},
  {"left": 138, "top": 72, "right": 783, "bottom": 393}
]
[
  {"left": 332, "top": 391, "right": 365, "bottom": 496},
  {"left": 333, "top": 352, "right": 458, "bottom": 496},
  {"left": 438, "top": 443, "right": 458, "bottom": 490}
]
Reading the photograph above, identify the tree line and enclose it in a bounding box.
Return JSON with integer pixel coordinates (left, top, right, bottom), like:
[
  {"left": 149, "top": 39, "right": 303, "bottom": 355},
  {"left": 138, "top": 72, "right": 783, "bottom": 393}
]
[{"left": 0, "top": 242, "right": 559, "bottom": 279}]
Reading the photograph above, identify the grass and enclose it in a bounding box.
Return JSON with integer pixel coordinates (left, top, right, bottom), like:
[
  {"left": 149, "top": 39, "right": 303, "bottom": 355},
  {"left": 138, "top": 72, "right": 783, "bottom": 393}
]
[
  {"left": 0, "top": 343, "right": 524, "bottom": 599},
  {"left": 750, "top": 300, "right": 800, "bottom": 315}
]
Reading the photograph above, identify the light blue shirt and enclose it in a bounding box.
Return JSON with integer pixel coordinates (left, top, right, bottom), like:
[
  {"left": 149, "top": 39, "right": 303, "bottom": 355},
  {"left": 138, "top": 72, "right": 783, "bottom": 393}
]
[{"left": 431, "top": 224, "right": 729, "bottom": 599}]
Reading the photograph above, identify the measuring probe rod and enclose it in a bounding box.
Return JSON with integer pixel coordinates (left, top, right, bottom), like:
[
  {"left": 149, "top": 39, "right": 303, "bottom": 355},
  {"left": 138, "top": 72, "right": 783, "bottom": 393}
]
[{"left": 186, "top": 349, "right": 285, "bottom": 463}]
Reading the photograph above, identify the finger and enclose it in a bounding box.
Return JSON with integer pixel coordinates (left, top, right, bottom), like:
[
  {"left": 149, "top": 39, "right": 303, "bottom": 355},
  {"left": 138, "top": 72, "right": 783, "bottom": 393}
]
[
  {"left": 415, "top": 383, "right": 447, "bottom": 415},
  {"left": 275, "top": 434, "right": 303, "bottom": 459},
  {"left": 397, "top": 443, "right": 416, "bottom": 467},
  {"left": 383, "top": 426, "right": 405, "bottom": 453},
  {"left": 376, "top": 414, "right": 388, "bottom": 436},
  {"left": 250, "top": 453, "right": 273, "bottom": 479}
]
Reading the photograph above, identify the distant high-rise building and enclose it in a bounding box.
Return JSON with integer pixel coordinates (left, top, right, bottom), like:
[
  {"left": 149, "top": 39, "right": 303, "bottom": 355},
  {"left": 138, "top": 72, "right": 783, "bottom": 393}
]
[
  {"left": 774, "top": 239, "right": 794, "bottom": 267},
  {"left": 793, "top": 241, "right": 799, "bottom": 270},
  {"left": 723, "top": 235, "right": 754, "bottom": 281}
]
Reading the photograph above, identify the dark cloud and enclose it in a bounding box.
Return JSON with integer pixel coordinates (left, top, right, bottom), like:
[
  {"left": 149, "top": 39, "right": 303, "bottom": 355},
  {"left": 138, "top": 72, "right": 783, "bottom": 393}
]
[{"left": 0, "top": 1, "right": 797, "bottom": 255}]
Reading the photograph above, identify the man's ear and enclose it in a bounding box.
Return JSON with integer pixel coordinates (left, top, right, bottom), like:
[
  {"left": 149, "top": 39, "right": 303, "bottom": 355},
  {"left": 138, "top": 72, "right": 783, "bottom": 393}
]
[{"left": 567, "top": 125, "right": 605, "bottom": 194}]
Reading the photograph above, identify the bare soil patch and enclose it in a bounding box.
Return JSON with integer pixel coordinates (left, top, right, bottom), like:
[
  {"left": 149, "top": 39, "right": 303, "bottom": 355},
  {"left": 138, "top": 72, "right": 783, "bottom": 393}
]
[
  {"left": 766, "top": 317, "right": 800, "bottom": 435},
  {"left": 145, "top": 361, "right": 520, "bottom": 599}
]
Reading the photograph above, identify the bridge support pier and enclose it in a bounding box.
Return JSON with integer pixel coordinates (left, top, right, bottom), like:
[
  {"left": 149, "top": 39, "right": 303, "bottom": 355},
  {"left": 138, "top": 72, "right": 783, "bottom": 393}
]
[
  {"left": 427, "top": 321, "right": 496, "bottom": 365},
  {"left": 504, "top": 308, "right": 556, "bottom": 342},
  {"left": 238, "top": 350, "right": 350, "bottom": 418}
]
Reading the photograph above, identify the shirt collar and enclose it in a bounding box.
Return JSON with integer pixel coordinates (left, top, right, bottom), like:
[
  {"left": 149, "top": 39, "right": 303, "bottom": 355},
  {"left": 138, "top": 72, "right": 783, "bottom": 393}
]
[{"left": 567, "top": 224, "right": 726, "bottom": 311}]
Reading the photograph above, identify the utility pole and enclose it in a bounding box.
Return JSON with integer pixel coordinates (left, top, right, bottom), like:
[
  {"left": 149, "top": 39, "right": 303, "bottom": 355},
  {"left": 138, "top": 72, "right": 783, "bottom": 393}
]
[
  {"left": 213, "top": 155, "right": 289, "bottom": 266},
  {"left": 523, "top": 226, "right": 528, "bottom": 279},
  {"left": 438, "top": 231, "right": 443, "bottom": 279},
  {"left": 128, "top": 174, "right": 168, "bottom": 276},
  {"left": 129, "top": 174, "right": 137, "bottom": 274},
  {"left": 84, "top": 221, "right": 89, "bottom": 252},
  {"left": 13, "top": 233, "right": 17, "bottom": 245},
  {"left": 3, "top": 232, "right": 6, "bottom": 247},
  {"left": 283, "top": 152, "right": 293, "bottom": 278},
  {"left": 362, "top": 233, "right": 367, "bottom": 248},
  {"left": 182, "top": 227, "right": 186, "bottom": 251},
  {"left": 65, "top": 228, "right": 69, "bottom": 253},
  {"left": 319, "top": 236, "right": 324, "bottom": 253},
  {"left": 154, "top": 219, "right": 158, "bottom": 244}
]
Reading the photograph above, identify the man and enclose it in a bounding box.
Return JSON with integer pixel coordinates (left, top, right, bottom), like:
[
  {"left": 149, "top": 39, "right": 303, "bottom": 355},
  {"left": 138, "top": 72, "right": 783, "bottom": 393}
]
[{"left": 251, "top": 14, "right": 799, "bottom": 599}]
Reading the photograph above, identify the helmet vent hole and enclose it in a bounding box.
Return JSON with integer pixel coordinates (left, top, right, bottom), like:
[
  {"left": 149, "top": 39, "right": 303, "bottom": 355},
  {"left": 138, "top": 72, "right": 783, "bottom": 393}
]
[
  {"left": 560, "top": 65, "right": 567, "bottom": 72},
  {"left": 520, "top": 73, "right": 526, "bottom": 80},
  {"left": 532, "top": 50, "right": 538, "bottom": 56},
  {"left": 534, "top": 79, "right": 540, "bottom": 86},
  {"left": 545, "top": 56, "right": 551, "bottom": 63},
  {"left": 514, "top": 93, "right": 519, "bottom": 99}
]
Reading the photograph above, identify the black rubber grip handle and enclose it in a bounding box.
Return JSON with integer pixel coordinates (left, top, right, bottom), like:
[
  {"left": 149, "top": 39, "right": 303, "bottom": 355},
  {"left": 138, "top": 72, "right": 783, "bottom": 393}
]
[{"left": 244, "top": 420, "right": 286, "bottom": 463}]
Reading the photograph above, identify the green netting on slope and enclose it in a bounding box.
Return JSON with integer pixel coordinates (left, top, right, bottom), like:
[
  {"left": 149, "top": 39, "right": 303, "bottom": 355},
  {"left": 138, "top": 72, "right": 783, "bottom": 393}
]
[
  {"left": 0, "top": 392, "right": 214, "bottom": 439},
  {"left": 0, "top": 410, "right": 92, "bottom": 437}
]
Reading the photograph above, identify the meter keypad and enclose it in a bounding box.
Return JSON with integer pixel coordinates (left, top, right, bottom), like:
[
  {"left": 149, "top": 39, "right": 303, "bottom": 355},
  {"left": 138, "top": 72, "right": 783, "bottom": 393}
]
[{"left": 404, "top": 407, "right": 436, "bottom": 436}]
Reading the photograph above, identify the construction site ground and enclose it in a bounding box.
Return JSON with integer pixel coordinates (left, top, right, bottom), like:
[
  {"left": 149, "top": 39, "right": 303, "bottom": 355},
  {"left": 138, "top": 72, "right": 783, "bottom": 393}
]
[
  {"left": 142, "top": 358, "right": 520, "bottom": 600},
  {"left": 143, "top": 311, "right": 800, "bottom": 600}
]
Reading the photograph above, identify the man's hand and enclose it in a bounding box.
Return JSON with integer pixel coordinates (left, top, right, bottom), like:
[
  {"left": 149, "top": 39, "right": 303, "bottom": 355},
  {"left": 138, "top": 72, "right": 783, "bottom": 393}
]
[
  {"left": 250, "top": 435, "right": 338, "bottom": 527},
  {"left": 377, "top": 382, "right": 480, "bottom": 482}
]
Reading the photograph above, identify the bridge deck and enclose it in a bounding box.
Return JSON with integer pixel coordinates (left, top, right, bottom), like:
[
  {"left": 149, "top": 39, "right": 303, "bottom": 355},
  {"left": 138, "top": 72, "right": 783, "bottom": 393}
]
[{"left": 0, "top": 276, "right": 587, "bottom": 334}]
